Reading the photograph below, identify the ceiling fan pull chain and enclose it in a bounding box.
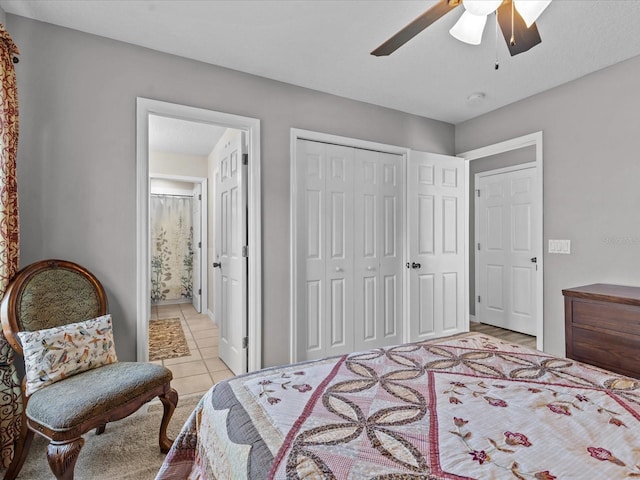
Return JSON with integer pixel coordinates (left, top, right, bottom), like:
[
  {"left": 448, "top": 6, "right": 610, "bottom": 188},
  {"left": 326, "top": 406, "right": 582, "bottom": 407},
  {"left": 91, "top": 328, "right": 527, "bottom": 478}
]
[
  {"left": 510, "top": 0, "right": 516, "bottom": 46},
  {"left": 494, "top": 11, "right": 500, "bottom": 70}
]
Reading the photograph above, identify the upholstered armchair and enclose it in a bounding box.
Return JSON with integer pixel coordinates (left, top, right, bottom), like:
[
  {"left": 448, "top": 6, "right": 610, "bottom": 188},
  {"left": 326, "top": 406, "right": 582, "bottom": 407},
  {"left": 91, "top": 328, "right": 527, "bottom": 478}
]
[{"left": 0, "top": 259, "right": 178, "bottom": 480}]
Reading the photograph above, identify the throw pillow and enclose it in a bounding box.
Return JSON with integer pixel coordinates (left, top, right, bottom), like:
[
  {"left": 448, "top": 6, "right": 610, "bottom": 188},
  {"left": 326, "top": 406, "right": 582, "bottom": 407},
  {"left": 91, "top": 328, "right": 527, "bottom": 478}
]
[{"left": 18, "top": 314, "right": 118, "bottom": 396}]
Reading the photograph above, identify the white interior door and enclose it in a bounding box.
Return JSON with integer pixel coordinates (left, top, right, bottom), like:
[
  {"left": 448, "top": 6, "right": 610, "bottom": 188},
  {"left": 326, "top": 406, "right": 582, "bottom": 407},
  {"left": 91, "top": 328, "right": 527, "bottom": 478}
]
[
  {"left": 477, "top": 165, "right": 537, "bottom": 335},
  {"left": 408, "top": 151, "right": 465, "bottom": 341},
  {"left": 353, "top": 149, "right": 403, "bottom": 351},
  {"left": 191, "top": 183, "right": 202, "bottom": 313},
  {"left": 215, "top": 131, "right": 247, "bottom": 375}
]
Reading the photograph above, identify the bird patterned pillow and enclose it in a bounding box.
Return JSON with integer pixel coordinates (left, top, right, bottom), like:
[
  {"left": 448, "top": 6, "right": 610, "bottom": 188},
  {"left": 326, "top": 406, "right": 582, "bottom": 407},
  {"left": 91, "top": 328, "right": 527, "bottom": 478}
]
[{"left": 18, "top": 314, "right": 118, "bottom": 396}]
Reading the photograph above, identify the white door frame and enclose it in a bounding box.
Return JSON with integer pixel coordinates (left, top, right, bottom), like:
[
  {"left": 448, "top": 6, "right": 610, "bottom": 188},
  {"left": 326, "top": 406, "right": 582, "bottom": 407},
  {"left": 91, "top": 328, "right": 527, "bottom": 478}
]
[
  {"left": 137, "top": 97, "right": 262, "bottom": 371},
  {"left": 458, "top": 131, "right": 544, "bottom": 350},
  {"left": 289, "top": 128, "right": 409, "bottom": 363},
  {"left": 150, "top": 173, "right": 208, "bottom": 313}
]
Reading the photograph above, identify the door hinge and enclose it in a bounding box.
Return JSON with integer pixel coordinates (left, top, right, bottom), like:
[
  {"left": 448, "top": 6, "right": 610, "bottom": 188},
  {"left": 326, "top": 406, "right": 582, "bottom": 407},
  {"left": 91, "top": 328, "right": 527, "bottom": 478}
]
[
  {"left": 242, "top": 153, "right": 248, "bottom": 166},
  {"left": 476, "top": 189, "right": 480, "bottom": 198},
  {"left": 198, "top": 288, "right": 201, "bottom": 295},
  {"left": 198, "top": 241, "right": 202, "bottom": 248},
  {"left": 242, "top": 245, "right": 248, "bottom": 257},
  {"left": 477, "top": 243, "right": 481, "bottom": 251},
  {"left": 478, "top": 295, "right": 481, "bottom": 303},
  {"left": 198, "top": 194, "right": 202, "bottom": 200},
  {"left": 242, "top": 336, "right": 248, "bottom": 349}
]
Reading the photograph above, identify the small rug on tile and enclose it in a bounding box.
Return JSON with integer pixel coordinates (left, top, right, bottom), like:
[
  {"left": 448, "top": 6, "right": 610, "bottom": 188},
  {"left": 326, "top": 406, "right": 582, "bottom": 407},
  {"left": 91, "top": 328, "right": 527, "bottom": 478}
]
[{"left": 149, "top": 318, "right": 191, "bottom": 361}]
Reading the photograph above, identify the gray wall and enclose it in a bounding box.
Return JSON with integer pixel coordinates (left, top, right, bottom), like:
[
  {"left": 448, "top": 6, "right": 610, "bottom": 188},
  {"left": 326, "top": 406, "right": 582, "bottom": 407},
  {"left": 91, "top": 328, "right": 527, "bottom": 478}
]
[
  {"left": 468, "top": 147, "right": 536, "bottom": 316},
  {"left": 456, "top": 54, "right": 640, "bottom": 357},
  {"left": 8, "top": 15, "right": 454, "bottom": 366}
]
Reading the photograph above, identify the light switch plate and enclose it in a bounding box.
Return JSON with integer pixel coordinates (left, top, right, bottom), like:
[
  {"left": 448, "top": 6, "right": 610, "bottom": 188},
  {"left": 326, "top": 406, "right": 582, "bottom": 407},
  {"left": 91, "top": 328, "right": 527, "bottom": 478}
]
[{"left": 549, "top": 239, "right": 571, "bottom": 254}]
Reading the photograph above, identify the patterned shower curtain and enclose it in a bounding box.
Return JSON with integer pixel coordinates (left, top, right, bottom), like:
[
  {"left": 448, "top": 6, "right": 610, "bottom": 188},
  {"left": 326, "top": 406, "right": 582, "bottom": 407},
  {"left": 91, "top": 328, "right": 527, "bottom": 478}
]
[
  {"left": 0, "top": 24, "right": 21, "bottom": 469},
  {"left": 150, "top": 195, "right": 194, "bottom": 303}
]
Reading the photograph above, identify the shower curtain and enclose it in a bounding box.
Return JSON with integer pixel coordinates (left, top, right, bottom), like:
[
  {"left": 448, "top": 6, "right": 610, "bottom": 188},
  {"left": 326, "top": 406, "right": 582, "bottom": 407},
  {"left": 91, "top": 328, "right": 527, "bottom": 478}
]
[{"left": 150, "top": 195, "right": 193, "bottom": 303}]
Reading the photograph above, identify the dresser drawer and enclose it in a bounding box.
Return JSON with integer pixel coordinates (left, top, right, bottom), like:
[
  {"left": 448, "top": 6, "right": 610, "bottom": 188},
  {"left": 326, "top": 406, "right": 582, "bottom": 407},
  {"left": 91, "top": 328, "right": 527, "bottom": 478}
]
[
  {"left": 570, "top": 327, "right": 640, "bottom": 379},
  {"left": 570, "top": 299, "right": 640, "bottom": 337}
]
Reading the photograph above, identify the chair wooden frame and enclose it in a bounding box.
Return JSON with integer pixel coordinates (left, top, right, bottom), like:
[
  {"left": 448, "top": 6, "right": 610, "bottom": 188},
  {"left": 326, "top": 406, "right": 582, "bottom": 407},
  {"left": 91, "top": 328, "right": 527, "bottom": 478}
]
[{"left": 1, "top": 259, "right": 178, "bottom": 480}]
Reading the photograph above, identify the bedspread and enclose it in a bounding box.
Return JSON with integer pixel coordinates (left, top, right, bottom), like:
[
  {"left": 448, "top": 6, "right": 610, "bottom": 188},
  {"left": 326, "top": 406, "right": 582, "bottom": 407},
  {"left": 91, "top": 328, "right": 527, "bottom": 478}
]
[{"left": 155, "top": 332, "right": 640, "bottom": 479}]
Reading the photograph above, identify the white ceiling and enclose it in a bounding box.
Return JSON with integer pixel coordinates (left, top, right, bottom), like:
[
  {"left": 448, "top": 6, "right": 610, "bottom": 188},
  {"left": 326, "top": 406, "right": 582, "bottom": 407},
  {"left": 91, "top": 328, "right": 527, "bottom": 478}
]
[
  {"left": 148, "top": 115, "right": 226, "bottom": 156},
  {"left": 3, "top": 0, "right": 640, "bottom": 129}
]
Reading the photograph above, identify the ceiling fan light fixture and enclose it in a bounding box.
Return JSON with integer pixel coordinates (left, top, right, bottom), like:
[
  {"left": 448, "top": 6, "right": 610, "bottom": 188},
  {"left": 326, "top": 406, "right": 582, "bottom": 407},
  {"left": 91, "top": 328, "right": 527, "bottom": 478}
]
[
  {"left": 514, "top": 0, "right": 552, "bottom": 28},
  {"left": 462, "top": 0, "right": 503, "bottom": 16},
  {"left": 449, "top": 10, "right": 488, "bottom": 45}
]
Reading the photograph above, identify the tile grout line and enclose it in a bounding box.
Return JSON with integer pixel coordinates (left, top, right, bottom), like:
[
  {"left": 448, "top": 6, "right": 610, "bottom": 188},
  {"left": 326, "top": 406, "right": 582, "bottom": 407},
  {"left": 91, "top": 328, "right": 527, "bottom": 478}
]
[{"left": 153, "top": 304, "right": 235, "bottom": 396}]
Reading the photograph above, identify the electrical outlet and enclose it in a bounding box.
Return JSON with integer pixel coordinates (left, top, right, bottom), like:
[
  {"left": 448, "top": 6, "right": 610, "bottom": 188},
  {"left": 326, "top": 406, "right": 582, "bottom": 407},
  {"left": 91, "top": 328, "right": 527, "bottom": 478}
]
[{"left": 549, "top": 239, "right": 571, "bottom": 254}]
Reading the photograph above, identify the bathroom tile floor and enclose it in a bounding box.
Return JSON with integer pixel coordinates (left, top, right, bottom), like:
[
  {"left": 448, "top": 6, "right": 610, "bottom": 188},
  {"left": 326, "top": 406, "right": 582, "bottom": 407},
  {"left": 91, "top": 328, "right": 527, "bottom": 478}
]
[{"left": 150, "top": 303, "right": 234, "bottom": 397}]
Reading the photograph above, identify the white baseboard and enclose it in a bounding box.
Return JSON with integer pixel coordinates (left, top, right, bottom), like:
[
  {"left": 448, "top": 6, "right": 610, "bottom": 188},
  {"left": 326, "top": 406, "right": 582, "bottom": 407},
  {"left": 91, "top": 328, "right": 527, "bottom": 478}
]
[
  {"left": 207, "top": 309, "right": 217, "bottom": 325},
  {"left": 469, "top": 314, "right": 478, "bottom": 323}
]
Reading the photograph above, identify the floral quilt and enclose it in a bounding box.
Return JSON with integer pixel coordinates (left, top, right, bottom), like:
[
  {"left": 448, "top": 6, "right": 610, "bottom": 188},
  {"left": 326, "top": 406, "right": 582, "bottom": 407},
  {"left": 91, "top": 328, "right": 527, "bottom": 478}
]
[{"left": 155, "top": 332, "right": 640, "bottom": 479}]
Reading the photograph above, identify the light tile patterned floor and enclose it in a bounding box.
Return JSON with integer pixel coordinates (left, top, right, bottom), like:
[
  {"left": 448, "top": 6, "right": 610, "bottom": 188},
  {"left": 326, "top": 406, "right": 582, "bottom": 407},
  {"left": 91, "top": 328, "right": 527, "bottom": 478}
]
[{"left": 150, "top": 304, "right": 234, "bottom": 397}]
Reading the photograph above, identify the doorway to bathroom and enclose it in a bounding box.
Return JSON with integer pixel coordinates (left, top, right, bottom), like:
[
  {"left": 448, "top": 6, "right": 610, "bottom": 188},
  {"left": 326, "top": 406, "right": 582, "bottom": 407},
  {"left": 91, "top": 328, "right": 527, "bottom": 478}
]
[{"left": 137, "top": 98, "right": 261, "bottom": 378}]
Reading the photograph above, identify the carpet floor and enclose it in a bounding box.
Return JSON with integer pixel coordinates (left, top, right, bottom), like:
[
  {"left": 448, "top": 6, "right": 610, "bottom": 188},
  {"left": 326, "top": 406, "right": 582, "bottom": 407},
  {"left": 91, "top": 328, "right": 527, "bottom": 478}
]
[
  {"left": 16, "top": 393, "right": 202, "bottom": 479},
  {"left": 149, "top": 318, "right": 191, "bottom": 361}
]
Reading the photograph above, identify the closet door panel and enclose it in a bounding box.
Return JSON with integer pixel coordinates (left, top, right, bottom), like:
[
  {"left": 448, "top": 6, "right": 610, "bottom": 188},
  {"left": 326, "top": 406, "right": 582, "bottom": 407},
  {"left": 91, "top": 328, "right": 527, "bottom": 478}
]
[
  {"left": 297, "top": 139, "right": 326, "bottom": 359},
  {"left": 354, "top": 150, "right": 403, "bottom": 351},
  {"left": 378, "top": 152, "right": 403, "bottom": 347},
  {"left": 324, "top": 144, "right": 354, "bottom": 356}
]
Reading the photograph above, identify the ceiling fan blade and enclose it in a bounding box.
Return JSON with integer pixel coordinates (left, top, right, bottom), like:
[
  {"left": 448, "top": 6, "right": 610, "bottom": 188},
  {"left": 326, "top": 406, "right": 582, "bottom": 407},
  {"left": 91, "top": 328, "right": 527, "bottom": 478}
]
[
  {"left": 497, "top": 0, "right": 542, "bottom": 56},
  {"left": 371, "top": 0, "right": 461, "bottom": 57}
]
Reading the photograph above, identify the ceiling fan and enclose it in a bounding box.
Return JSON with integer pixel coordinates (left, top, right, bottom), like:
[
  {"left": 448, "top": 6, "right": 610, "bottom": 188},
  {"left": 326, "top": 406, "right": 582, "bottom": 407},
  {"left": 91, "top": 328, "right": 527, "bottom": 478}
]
[{"left": 371, "top": 0, "right": 552, "bottom": 57}]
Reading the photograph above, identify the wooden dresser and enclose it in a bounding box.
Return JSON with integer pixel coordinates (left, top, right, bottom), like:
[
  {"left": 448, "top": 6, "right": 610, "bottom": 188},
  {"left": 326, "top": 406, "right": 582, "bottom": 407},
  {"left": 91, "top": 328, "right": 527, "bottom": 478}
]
[{"left": 563, "top": 284, "right": 640, "bottom": 379}]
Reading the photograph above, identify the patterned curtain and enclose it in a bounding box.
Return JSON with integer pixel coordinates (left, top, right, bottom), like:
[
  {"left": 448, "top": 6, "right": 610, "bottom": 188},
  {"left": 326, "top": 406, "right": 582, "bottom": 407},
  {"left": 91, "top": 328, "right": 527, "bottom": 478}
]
[
  {"left": 0, "top": 24, "right": 21, "bottom": 469},
  {"left": 150, "top": 195, "right": 193, "bottom": 303}
]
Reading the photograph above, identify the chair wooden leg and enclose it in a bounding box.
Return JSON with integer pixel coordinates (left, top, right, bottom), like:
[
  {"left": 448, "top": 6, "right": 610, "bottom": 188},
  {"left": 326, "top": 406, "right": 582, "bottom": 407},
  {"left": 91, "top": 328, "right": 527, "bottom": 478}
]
[
  {"left": 3, "top": 419, "right": 34, "bottom": 480},
  {"left": 158, "top": 387, "right": 178, "bottom": 453},
  {"left": 46, "top": 438, "right": 84, "bottom": 480}
]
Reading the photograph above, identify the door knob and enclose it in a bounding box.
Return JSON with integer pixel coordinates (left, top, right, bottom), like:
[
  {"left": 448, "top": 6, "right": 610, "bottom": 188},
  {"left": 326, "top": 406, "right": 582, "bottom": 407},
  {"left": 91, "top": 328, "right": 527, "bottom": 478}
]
[
  {"left": 411, "top": 262, "right": 421, "bottom": 269},
  {"left": 213, "top": 262, "right": 221, "bottom": 268},
  {"left": 530, "top": 257, "right": 537, "bottom": 263},
  {"left": 335, "top": 267, "right": 343, "bottom": 272}
]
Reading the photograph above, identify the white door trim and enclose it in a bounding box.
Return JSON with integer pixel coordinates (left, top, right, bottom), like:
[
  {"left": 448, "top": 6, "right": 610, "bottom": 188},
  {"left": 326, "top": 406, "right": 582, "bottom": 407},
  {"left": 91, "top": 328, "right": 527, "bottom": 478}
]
[
  {"left": 149, "top": 173, "right": 208, "bottom": 313},
  {"left": 137, "top": 97, "right": 262, "bottom": 372},
  {"left": 458, "top": 131, "right": 544, "bottom": 350},
  {"left": 289, "top": 128, "right": 409, "bottom": 363}
]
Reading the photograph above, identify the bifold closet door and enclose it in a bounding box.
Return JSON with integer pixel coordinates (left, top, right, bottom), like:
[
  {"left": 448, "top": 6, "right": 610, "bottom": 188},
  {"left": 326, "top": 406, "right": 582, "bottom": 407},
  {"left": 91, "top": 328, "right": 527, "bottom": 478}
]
[{"left": 295, "top": 139, "right": 403, "bottom": 360}]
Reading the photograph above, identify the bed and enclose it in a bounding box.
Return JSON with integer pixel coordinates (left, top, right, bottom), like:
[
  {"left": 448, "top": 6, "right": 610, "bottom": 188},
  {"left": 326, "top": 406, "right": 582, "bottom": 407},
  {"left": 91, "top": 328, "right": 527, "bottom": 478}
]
[{"left": 155, "top": 332, "right": 640, "bottom": 479}]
